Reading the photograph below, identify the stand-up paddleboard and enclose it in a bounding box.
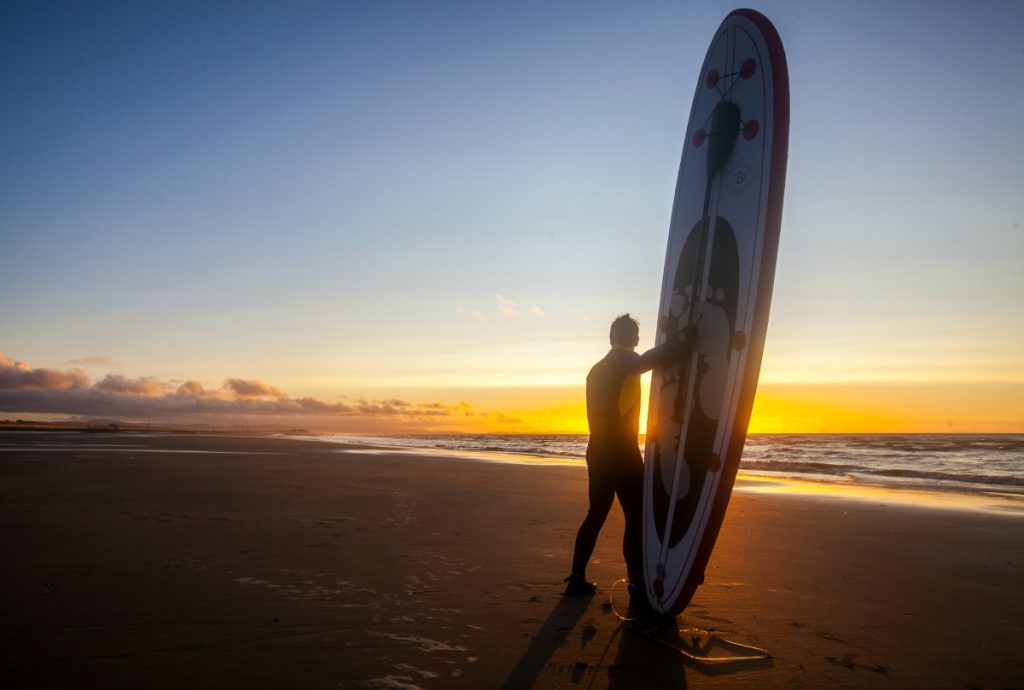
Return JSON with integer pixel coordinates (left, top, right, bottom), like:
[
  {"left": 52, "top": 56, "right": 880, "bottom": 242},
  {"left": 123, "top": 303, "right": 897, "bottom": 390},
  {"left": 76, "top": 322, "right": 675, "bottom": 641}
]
[{"left": 643, "top": 9, "right": 789, "bottom": 616}]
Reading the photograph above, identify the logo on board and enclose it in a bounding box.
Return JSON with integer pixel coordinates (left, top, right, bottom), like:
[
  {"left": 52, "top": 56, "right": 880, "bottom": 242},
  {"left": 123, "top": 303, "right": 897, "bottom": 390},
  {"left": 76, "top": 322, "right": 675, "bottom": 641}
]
[{"left": 723, "top": 158, "right": 756, "bottom": 197}]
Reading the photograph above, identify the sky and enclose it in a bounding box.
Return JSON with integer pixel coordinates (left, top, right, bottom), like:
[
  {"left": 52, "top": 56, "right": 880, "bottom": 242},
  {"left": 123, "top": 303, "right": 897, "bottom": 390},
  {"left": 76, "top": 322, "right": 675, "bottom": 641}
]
[{"left": 2, "top": 0, "right": 1022, "bottom": 434}]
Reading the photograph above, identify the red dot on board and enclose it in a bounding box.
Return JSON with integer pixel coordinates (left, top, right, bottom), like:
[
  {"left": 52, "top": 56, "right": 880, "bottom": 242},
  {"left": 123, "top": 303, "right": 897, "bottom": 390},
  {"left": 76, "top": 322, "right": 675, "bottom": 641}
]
[
  {"left": 732, "top": 330, "right": 747, "bottom": 350},
  {"left": 693, "top": 129, "right": 706, "bottom": 147},
  {"left": 706, "top": 69, "right": 720, "bottom": 89},
  {"left": 740, "top": 59, "right": 756, "bottom": 79},
  {"left": 743, "top": 120, "right": 759, "bottom": 140}
]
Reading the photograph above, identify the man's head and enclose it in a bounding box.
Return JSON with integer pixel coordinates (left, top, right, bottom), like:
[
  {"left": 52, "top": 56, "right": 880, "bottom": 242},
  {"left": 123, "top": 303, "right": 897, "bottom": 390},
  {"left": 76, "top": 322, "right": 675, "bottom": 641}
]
[{"left": 609, "top": 314, "right": 640, "bottom": 350}]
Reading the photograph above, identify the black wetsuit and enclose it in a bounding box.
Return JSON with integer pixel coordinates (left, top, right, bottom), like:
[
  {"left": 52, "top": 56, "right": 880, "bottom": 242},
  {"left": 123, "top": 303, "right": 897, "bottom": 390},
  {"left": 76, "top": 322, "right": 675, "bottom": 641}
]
[{"left": 571, "top": 343, "right": 679, "bottom": 585}]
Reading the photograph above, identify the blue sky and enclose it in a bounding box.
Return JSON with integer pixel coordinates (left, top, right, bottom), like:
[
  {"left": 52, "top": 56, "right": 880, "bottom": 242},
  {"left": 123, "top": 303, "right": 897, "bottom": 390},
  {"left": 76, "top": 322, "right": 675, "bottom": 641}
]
[{"left": 2, "top": 1, "right": 1022, "bottom": 431}]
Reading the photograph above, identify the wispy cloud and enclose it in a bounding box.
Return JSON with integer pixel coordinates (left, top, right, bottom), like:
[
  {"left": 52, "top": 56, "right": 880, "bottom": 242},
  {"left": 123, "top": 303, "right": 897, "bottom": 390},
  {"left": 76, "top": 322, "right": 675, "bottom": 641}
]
[
  {"left": 65, "top": 355, "right": 118, "bottom": 368},
  {"left": 496, "top": 295, "right": 545, "bottom": 318},
  {"left": 457, "top": 301, "right": 486, "bottom": 321},
  {"left": 496, "top": 294, "right": 517, "bottom": 316}
]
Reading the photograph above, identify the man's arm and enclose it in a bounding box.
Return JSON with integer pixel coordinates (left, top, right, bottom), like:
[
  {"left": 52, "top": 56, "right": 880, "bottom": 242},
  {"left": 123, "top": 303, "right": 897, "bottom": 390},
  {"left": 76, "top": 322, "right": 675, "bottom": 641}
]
[{"left": 622, "top": 325, "right": 698, "bottom": 374}]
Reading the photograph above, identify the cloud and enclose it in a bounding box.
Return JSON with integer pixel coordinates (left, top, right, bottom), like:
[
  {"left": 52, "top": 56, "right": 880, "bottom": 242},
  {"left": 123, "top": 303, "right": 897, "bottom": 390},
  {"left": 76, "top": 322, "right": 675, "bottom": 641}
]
[
  {"left": 457, "top": 302, "right": 486, "bottom": 321},
  {"left": 177, "top": 380, "right": 207, "bottom": 395},
  {"left": 95, "top": 375, "right": 169, "bottom": 396},
  {"left": 223, "top": 378, "right": 285, "bottom": 398},
  {"left": 496, "top": 295, "right": 544, "bottom": 318},
  {"left": 65, "top": 356, "right": 119, "bottom": 368},
  {"left": 0, "top": 352, "right": 89, "bottom": 391},
  {"left": 0, "top": 351, "right": 471, "bottom": 426},
  {"left": 496, "top": 294, "right": 517, "bottom": 316}
]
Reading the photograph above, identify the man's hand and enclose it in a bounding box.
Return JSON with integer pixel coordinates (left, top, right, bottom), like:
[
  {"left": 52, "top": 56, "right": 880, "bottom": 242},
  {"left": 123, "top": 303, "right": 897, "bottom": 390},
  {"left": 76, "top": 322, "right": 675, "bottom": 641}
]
[
  {"left": 659, "top": 323, "right": 698, "bottom": 362},
  {"left": 677, "top": 323, "right": 698, "bottom": 345}
]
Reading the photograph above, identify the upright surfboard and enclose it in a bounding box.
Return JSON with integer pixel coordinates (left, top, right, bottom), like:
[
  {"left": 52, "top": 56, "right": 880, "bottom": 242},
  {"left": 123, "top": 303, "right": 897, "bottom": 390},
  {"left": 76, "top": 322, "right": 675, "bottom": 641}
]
[{"left": 643, "top": 9, "right": 789, "bottom": 616}]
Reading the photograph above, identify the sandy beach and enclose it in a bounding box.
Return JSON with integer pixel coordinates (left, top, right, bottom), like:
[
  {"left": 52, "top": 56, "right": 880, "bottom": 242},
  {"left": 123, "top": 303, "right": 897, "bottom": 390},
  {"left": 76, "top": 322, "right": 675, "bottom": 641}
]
[{"left": 1, "top": 432, "right": 1021, "bottom": 689}]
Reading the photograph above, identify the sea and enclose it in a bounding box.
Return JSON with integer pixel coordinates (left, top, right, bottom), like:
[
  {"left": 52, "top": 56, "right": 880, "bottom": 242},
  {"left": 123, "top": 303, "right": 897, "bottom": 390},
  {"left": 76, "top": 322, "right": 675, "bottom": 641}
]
[{"left": 304, "top": 433, "right": 1024, "bottom": 498}]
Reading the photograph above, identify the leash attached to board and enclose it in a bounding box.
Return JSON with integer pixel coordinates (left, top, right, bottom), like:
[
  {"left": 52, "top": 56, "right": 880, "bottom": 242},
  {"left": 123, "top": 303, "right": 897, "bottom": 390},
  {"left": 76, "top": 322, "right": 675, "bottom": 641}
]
[{"left": 608, "top": 579, "right": 770, "bottom": 666}]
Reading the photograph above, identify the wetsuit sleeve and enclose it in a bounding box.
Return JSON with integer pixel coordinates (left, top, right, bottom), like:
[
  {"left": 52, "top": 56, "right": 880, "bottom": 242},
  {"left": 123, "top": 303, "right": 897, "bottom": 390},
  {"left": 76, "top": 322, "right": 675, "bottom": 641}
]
[{"left": 617, "top": 340, "right": 687, "bottom": 374}]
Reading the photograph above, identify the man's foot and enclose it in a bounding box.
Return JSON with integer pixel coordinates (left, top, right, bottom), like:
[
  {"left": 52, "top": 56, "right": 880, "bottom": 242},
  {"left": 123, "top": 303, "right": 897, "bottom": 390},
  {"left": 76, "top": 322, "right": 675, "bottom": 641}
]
[{"left": 563, "top": 574, "right": 597, "bottom": 597}]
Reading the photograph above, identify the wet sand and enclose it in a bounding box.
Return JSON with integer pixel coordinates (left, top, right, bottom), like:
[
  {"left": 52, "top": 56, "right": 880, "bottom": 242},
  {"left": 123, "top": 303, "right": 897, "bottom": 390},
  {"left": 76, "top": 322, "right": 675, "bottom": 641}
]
[{"left": 1, "top": 431, "right": 1021, "bottom": 689}]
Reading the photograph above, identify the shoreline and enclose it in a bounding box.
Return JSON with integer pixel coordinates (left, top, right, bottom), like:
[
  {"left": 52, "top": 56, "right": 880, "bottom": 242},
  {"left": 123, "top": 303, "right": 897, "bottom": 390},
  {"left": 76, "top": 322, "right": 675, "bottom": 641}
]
[
  {"left": 296, "top": 433, "right": 1024, "bottom": 516},
  {"left": 3, "top": 427, "right": 1022, "bottom": 517},
  {"left": 733, "top": 473, "right": 1024, "bottom": 517}
]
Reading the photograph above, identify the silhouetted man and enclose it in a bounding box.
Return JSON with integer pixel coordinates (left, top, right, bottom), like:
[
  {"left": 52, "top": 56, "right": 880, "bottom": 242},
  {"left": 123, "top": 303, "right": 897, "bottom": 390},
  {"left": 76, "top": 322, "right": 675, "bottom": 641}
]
[{"left": 565, "top": 314, "right": 690, "bottom": 606}]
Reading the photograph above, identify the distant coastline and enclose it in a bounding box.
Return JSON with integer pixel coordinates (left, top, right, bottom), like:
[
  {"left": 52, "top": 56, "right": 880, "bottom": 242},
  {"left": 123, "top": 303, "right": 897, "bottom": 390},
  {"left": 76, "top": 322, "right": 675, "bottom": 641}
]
[
  {"left": 0, "top": 419, "right": 312, "bottom": 435},
  {"left": 5, "top": 418, "right": 1023, "bottom": 437}
]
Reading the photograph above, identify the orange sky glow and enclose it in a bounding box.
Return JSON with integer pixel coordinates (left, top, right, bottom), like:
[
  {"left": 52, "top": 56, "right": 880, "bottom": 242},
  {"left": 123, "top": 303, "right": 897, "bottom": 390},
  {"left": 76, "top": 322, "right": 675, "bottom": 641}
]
[
  {"left": 450, "top": 379, "right": 1024, "bottom": 435},
  {"left": 2, "top": 350, "right": 1021, "bottom": 435}
]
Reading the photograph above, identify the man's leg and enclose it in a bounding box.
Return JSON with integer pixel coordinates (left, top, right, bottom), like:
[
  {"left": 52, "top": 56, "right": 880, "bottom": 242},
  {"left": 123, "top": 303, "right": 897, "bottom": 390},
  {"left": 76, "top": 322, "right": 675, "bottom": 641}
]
[
  {"left": 615, "top": 460, "right": 645, "bottom": 589},
  {"left": 567, "top": 463, "right": 615, "bottom": 592}
]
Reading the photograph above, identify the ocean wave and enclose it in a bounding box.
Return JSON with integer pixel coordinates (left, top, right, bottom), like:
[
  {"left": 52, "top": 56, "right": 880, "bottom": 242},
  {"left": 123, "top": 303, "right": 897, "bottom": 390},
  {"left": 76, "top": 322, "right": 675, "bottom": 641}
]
[
  {"left": 318, "top": 433, "right": 1024, "bottom": 496},
  {"left": 430, "top": 442, "right": 584, "bottom": 458},
  {"left": 863, "top": 467, "right": 1024, "bottom": 488},
  {"left": 738, "top": 459, "right": 862, "bottom": 477}
]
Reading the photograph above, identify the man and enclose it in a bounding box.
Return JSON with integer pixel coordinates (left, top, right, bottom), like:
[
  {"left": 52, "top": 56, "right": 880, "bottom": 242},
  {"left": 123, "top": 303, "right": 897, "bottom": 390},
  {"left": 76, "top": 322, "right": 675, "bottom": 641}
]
[{"left": 564, "top": 314, "right": 690, "bottom": 606}]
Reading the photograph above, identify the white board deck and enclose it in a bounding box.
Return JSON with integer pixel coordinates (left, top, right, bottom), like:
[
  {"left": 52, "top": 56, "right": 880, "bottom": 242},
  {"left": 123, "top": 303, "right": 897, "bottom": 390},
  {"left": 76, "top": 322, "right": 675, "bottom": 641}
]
[{"left": 642, "top": 9, "right": 789, "bottom": 616}]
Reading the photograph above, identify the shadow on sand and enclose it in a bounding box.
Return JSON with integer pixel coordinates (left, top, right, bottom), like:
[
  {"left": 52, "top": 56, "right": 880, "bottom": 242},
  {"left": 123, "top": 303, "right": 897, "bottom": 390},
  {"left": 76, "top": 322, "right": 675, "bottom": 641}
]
[
  {"left": 501, "top": 593, "right": 595, "bottom": 689},
  {"left": 502, "top": 594, "right": 773, "bottom": 689}
]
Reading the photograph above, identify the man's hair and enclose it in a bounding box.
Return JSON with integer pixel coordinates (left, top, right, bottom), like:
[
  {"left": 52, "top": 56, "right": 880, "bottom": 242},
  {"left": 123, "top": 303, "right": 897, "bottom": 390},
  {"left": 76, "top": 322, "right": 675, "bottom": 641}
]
[{"left": 609, "top": 314, "right": 640, "bottom": 347}]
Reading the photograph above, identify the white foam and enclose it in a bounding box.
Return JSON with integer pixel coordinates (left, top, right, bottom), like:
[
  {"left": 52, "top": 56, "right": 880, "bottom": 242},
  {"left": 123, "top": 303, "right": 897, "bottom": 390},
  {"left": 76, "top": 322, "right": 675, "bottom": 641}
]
[
  {"left": 362, "top": 675, "right": 424, "bottom": 690},
  {"left": 372, "top": 632, "right": 468, "bottom": 653},
  {"left": 393, "top": 664, "right": 439, "bottom": 679}
]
